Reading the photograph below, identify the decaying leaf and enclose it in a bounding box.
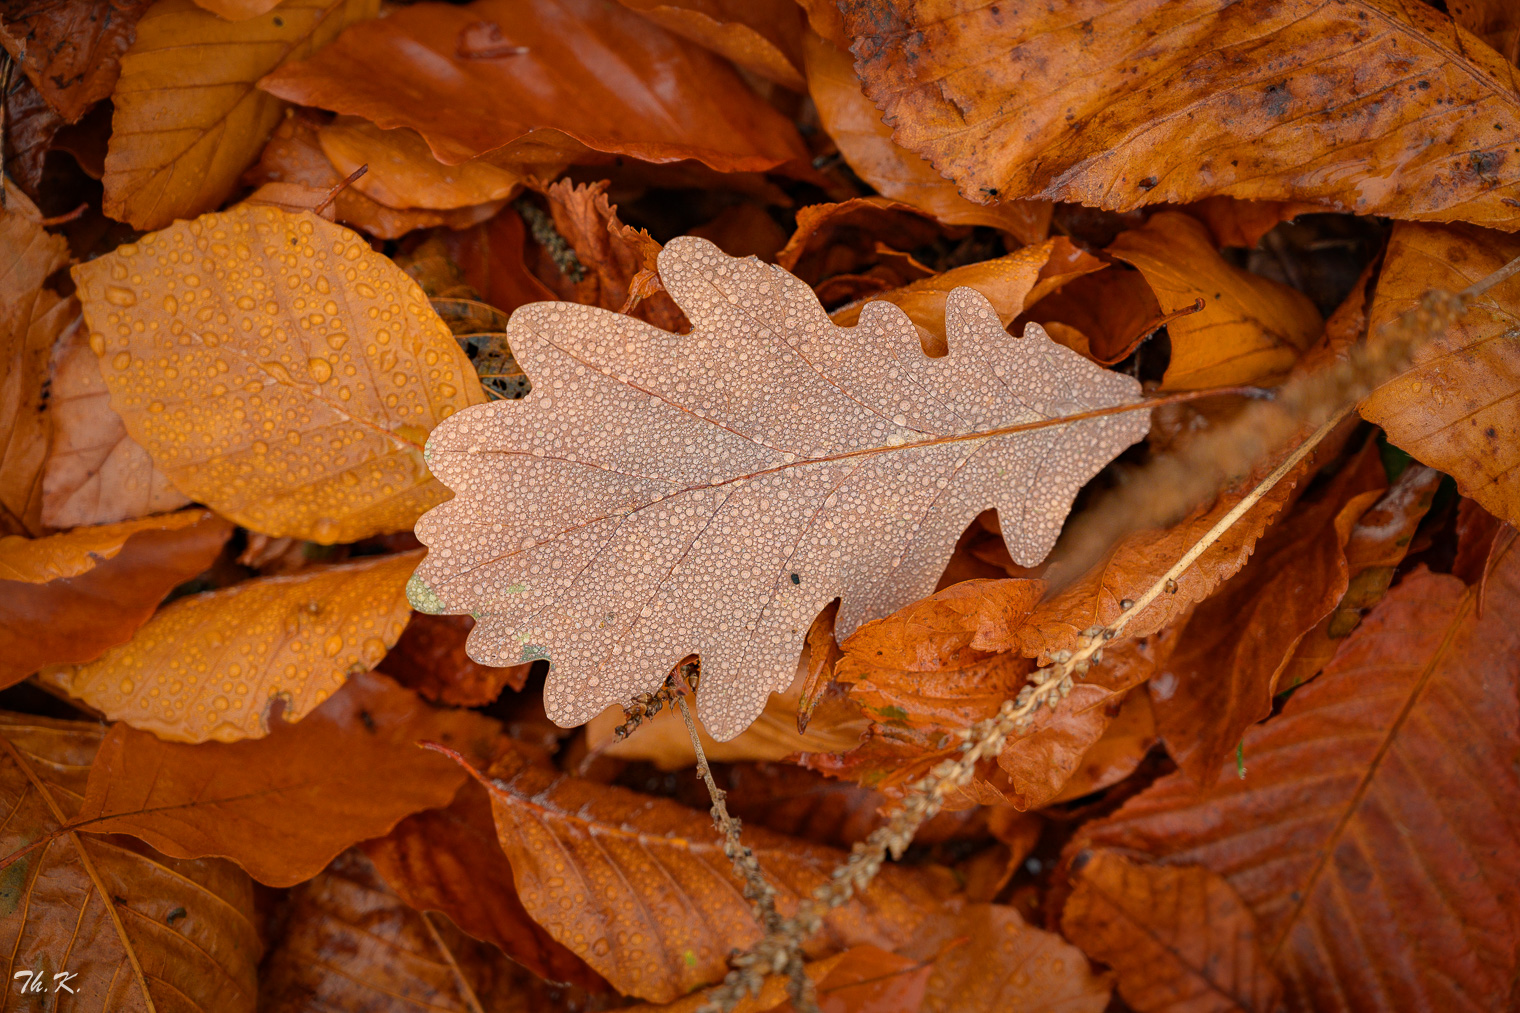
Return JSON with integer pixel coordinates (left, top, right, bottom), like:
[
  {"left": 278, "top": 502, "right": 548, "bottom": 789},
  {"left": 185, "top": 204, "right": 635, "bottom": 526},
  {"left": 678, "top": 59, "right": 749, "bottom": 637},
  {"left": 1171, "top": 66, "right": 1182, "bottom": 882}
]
[
  {"left": 411, "top": 236, "right": 1149, "bottom": 739},
  {"left": 0, "top": 0, "right": 155, "bottom": 122},
  {"left": 41, "top": 551, "right": 417, "bottom": 743},
  {"left": 840, "top": 0, "right": 1520, "bottom": 226},
  {"left": 102, "top": 0, "right": 379, "bottom": 230},
  {"left": 0, "top": 713, "right": 262, "bottom": 1013},
  {"left": 73, "top": 204, "right": 487, "bottom": 544}
]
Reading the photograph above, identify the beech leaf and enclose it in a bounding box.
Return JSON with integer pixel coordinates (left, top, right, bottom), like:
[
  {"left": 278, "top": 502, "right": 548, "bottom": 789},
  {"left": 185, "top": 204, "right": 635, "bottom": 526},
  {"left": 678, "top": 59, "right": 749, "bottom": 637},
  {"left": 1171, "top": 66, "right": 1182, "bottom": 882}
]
[{"left": 411, "top": 236, "right": 1149, "bottom": 739}]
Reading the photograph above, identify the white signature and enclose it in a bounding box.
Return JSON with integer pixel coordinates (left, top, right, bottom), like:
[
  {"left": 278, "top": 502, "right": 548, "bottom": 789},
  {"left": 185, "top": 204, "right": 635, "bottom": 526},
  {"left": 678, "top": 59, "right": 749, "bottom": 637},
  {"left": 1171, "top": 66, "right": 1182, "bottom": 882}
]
[{"left": 13, "top": 970, "right": 78, "bottom": 995}]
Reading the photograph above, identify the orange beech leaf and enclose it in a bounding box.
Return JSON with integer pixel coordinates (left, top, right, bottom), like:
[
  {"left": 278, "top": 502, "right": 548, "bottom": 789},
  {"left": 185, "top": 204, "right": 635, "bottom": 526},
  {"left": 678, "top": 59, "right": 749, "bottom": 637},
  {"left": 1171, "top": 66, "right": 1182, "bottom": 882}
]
[
  {"left": 1107, "top": 212, "right": 1322, "bottom": 390},
  {"left": 379, "top": 612, "right": 530, "bottom": 707},
  {"left": 361, "top": 778, "right": 607, "bottom": 990},
  {"left": 66, "top": 672, "right": 497, "bottom": 887},
  {"left": 102, "top": 0, "right": 379, "bottom": 231},
  {"left": 1, "top": 189, "right": 71, "bottom": 537},
  {"left": 73, "top": 205, "right": 487, "bottom": 543},
  {"left": 628, "top": 946, "right": 933, "bottom": 1013},
  {"left": 1451, "top": 0, "right": 1520, "bottom": 63},
  {"left": 442, "top": 743, "right": 956, "bottom": 1002},
  {"left": 1276, "top": 462, "right": 1441, "bottom": 693},
  {"left": 839, "top": 0, "right": 1520, "bottom": 227},
  {"left": 261, "top": 849, "right": 546, "bottom": 1013},
  {"left": 0, "top": 713, "right": 262, "bottom": 1012},
  {"left": 41, "top": 318, "right": 189, "bottom": 528},
  {"left": 0, "top": 507, "right": 213, "bottom": 582},
  {"left": 1049, "top": 688, "right": 1156, "bottom": 805},
  {"left": 191, "top": 0, "right": 282, "bottom": 19},
  {"left": 1150, "top": 439, "right": 1388, "bottom": 784},
  {"left": 1019, "top": 266, "right": 1171, "bottom": 366},
  {"left": 410, "top": 236, "right": 1149, "bottom": 740},
  {"left": 1359, "top": 221, "right": 1520, "bottom": 526},
  {"left": 259, "top": 0, "right": 809, "bottom": 174},
  {"left": 1062, "top": 850, "right": 1284, "bottom": 1013},
  {"left": 803, "top": 31, "right": 1050, "bottom": 244},
  {"left": 0, "top": 0, "right": 154, "bottom": 122},
  {"left": 0, "top": 509, "right": 231, "bottom": 688},
  {"left": 1069, "top": 553, "right": 1520, "bottom": 1012},
  {"left": 1181, "top": 197, "right": 1321, "bottom": 250},
  {"left": 614, "top": 0, "right": 807, "bottom": 90},
  {"left": 317, "top": 115, "right": 537, "bottom": 211},
  {"left": 41, "top": 552, "right": 417, "bottom": 743}
]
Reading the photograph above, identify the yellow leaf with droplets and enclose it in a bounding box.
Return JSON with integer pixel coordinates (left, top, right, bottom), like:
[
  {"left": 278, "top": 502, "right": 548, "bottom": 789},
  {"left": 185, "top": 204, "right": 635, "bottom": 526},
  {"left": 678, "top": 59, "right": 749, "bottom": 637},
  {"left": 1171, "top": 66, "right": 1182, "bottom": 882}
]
[
  {"left": 102, "top": 0, "right": 379, "bottom": 231},
  {"left": 40, "top": 551, "right": 418, "bottom": 743},
  {"left": 0, "top": 508, "right": 215, "bottom": 583},
  {"left": 72, "top": 206, "right": 487, "bottom": 543}
]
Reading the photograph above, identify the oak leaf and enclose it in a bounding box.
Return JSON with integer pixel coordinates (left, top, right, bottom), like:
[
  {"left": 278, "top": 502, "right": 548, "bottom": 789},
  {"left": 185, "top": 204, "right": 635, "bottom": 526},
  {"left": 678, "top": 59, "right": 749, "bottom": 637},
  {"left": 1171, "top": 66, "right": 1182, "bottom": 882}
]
[
  {"left": 0, "top": 713, "right": 262, "bottom": 1012},
  {"left": 259, "top": 0, "right": 809, "bottom": 174},
  {"left": 72, "top": 205, "right": 487, "bottom": 543},
  {"left": 40, "top": 551, "right": 417, "bottom": 742},
  {"left": 1069, "top": 554, "right": 1520, "bottom": 1012},
  {"left": 66, "top": 672, "right": 498, "bottom": 886},
  {"left": 443, "top": 743, "right": 955, "bottom": 1002},
  {"left": 0, "top": 508, "right": 232, "bottom": 688},
  {"left": 411, "top": 236, "right": 1149, "bottom": 739},
  {"left": 102, "top": 0, "right": 379, "bottom": 230},
  {"left": 1359, "top": 221, "right": 1520, "bottom": 526},
  {"left": 1062, "top": 850, "right": 1285, "bottom": 1013},
  {"left": 0, "top": 0, "right": 154, "bottom": 122},
  {"left": 840, "top": 0, "right": 1520, "bottom": 226}
]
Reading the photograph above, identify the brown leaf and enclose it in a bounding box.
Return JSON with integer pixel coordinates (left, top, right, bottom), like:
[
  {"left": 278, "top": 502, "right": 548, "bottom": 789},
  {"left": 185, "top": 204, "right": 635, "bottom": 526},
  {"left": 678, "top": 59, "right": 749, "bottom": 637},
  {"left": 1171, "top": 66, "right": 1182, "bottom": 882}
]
[
  {"left": 41, "top": 552, "right": 418, "bottom": 743},
  {"left": 0, "top": 0, "right": 154, "bottom": 122},
  {"left": 42, "top": 317, "right": 189, "bottom": 528},
  {"left": 1069, "top": 554, "right": 1520, "bottom": 1012},
  {"left": 0, "top": 507, "right": 211, "bottom": 582},
  {"left": 1, "top": 189, "right": 70, "bottom": 537},
  {"left": 1359, "top": 221, "right": 1520, "bottom": 526},
  {"left": 192, "top": 0, "right": 282, "bottom": 19},
  {"left": 436, "top": 207, "right": 559, "bottom": 314},
  {"left": 102, "top": 0, "right": 379, "bottom": 231},
  {"left": 379, "top": 612, "right": 529, "bottom": 707},
  {"left": 410, "top": 236, "right": 1149, "bottom": 740},
  {"left": 2, "top": 71, "right": 65, "bottom": 196},
  {"left": 1107, "top": 212, "right": 1321, "bottom": 390},
  {"left": 840, "top": 0, "right": 1520, "bottom": 226},
  {"left": 774, "top": 196, "right": 944, "bottom": 286},
  {"left": 1062, "top": 851, "right": 1284, "bottom": 1013},
  {"left": 66, "top": 671, "right": 496, "bottom": 886},
  {"left": 446, "top": 743, "right": 955, "bottom": 1002},
  {"left": 259, "top": 0, "right": 809, "bottom": 174},
  {"left": 1149, "top": 439, "right": 1388, "bottom": 784},
  {"left": 72, "top": 204, "right": 487, "bottom": 544},
  {"left": 1049, "top": 688, "right": 1156, "bottom": 805},
  {"left": 803, "top": 31, "right": 1050, "bottom": 243},
  {"left": 361, "top": 778, "right": 607, "bottom": 989},
  {"left": 614, "top": 0, "right": 806, "bottom": 90},
  {"left": 0, "top": 508, "right": 231, "bottom": 689},
  {"left": 0, "top": 713, "right": 262, "bottom": 1012},
  {"left": 626, "top": 946, "right": 932, "bottom": 1013},
  {"left": 1181, "top": 197, "right": 1320, "bottom": 251},
  {"left": 1019, "top": 266, "right": 1170, "bottom": 366},
  {"left": 1451, "top": 0, "right": 1520, "bottom": 64}
]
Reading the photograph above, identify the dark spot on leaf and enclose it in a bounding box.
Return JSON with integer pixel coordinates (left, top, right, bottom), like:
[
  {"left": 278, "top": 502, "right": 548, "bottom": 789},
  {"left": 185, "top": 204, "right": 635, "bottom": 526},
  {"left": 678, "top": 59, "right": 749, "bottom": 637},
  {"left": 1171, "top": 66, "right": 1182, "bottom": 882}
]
[
  {"left": 790, "top": 573, "right": 801, "bottom": 585},
  {"left": 1138, "top": 176, "right": 1158, "bottom": 190},
  {"left": 166, "top": 906, "right": 187, "bottom": 926},
  {"left": 358, "top": 709, "right": 376, "bottom": 732}
]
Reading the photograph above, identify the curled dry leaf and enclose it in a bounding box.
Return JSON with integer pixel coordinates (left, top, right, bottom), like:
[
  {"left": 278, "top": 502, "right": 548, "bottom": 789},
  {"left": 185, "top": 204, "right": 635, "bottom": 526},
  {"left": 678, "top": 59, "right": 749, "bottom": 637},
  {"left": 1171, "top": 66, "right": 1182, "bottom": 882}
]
[
  {"left": 410, "top": 236, "right": 1149, "bottom": 740},
  {"left": 0, "top": 0, "right": 155, "bottom": 122},
  {"left": 0, "top": 507, "right": 213, "bottom": 582},
  {"left": 1019, "top": 266, "right": 1171, "bottom": 366},
  {"left": 103, "top": 0, "right": 379, "bottom": 231},
  {"left": 317, "top": 115, "right": 534, "bottom": 211},
  {"left": 259, "top": 0, "right": 809, "bottom": 174},
  {"left": 447, "top": 743, "right": 955, "bottom": 1002},
  {"left": 70, "top": 672, "right": 499, "bottom": 887},
  {"left": 72, "top": 205, "right": 487, "bottom": 544},
  {"left": 1062, "top": 850, "right": 1285, "bottom": 1013},
  {"left": 1070, "top": 553, "right": 1520, "bottom": 1012},
  {"left": 0, "top": 713, "right": 262, "bottom": 1013},
  {"left": 42, "top": 317, "right": 190, "bottom": 528},
  {"left": 1107, "top": 211, "right": 1322, "bottom": 390},
  {"left": 40, "top": 551, "right": 417, "bottom": 743},
  {"left": 803, "top": 31, "right": 1050, "bottom": 244},
  {"left": 379, "top": 612, "right": 530, "bottom": 707},
  {"left": 775, "top": 196, "right": 944, "bottom": 289},
  {"left": 614, "top": 0, "right": 807, "bottom": 90},
  {"left": 1359, "top": 221, "right": 1520, "bottom": 526},
  {"left": 0, "top": 509, "right": 232, "bottom": 688},
  {"left": 840, "top": 0, "right": 1520, "bottom": 226}
]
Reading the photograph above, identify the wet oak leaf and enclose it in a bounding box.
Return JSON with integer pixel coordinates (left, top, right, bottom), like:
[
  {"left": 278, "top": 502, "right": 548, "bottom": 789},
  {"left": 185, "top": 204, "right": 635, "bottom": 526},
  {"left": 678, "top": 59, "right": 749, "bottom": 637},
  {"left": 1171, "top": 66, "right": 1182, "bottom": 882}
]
[
  {"left": 259, "top": 0, "right": 809, "bottom": 174},
  {"left": 68, "top": 672, "right": 498, "bottom": 887},
  {"left": 0, "top": 713, "right": 262, "bottom": 1013},
  {"left": 1359, "top": 221, "right": 1520, "bottom": 526},
  {"left": 444, "top": 743, "right": 955, "bottom": 1002},
  {"left": 1062, "top": 851, "right": 1285, "bottom": 1013},
  {"left": 0, "top": 509, "right": 231, "bottom": 690},
  {"left": 0, "top": 507, "right": 213, "bottom": 583},
  {"left": 101, "top": 0, "right": 379, "bottom": 231},
  {"left": 40, "top": 551, "right": 418, "bottom": 743},
  {"left": 840, "top": 0, "right": 1520, "bottom": 227},
  {"left": 72, "top": 205, "right": 487, "bottom": 543},
  {"left": 0, "top": 0, "right": 154, "bottom": 122},
  {"left": 1069, "top": 554, "right": 1520, "bottom": 1013},
  {"left": 410, "top": 236, "right": 1149, "bottom": 740}
]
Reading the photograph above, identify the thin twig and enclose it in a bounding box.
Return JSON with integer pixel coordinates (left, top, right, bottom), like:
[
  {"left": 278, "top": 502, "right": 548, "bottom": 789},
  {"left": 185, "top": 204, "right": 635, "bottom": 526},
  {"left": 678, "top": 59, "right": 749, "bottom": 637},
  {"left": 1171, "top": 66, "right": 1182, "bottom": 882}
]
[{"left": 313, "top": 164, "right": 368, "bottom": 216}]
